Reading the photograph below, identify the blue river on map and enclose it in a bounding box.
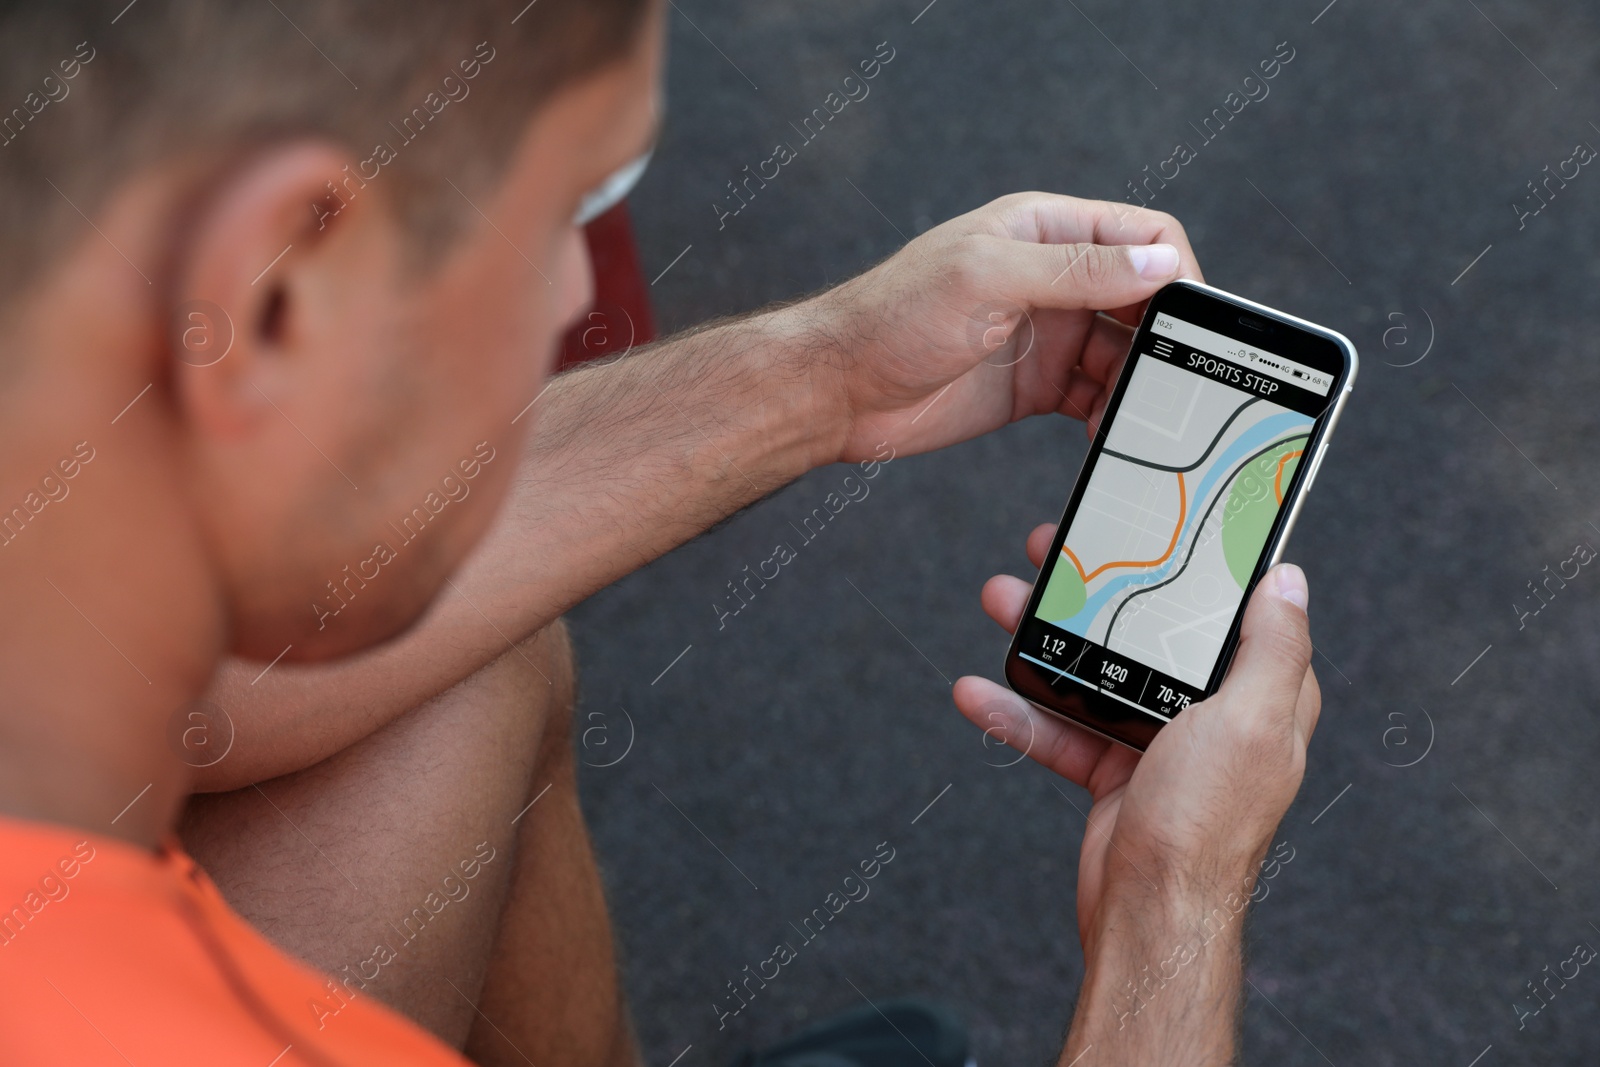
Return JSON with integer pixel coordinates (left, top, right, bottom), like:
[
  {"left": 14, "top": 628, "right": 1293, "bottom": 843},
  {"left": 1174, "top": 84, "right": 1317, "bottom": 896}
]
[{"left": 1050, "top": 409, "right": 1314, "bottom": 639}]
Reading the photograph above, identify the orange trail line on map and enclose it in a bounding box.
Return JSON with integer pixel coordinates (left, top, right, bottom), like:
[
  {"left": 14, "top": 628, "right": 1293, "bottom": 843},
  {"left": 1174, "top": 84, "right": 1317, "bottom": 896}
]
[
  {"left": 1273, "top": 449, "right": 1303, "bottom": 505},
  {"left": 1063, "top": 472, "right": 1187, "bottom": 583}
]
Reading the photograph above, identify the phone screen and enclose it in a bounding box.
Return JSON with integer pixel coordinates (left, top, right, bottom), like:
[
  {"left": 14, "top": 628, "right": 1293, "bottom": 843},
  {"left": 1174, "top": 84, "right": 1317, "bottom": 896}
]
[{"left": 1013, "top": 301, "right": 1343, "bottom": 725}]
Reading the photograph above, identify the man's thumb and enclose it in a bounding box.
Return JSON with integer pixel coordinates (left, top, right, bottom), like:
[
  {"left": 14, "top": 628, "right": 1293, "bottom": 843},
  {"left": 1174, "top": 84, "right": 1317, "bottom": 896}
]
[
  {"left": 1009, "top": 241, "right": 1181, "bottom": 311},
  {"left": 1070, "top": 241, "right": 1180, "bottom": 297},
  {"left": 1216, "top": 564, "right": 1314, "bottom": 719},
  {"left": 1125, "top": 243, "right": 1182, "bottom": 281}
]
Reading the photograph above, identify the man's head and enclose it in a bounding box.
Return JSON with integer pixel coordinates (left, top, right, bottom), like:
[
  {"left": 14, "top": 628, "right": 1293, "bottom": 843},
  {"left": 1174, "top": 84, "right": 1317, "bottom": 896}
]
[{"left": 0, "top": 0, "right": 662, "bottom": 663}]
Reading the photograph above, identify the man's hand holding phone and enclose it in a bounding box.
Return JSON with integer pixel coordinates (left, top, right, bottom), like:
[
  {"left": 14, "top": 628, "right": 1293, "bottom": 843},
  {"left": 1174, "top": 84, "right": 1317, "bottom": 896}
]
[
  {"left": 953, "top": 528, "right": 1320, "bottom": 1063},
  {"left": 799, "top": 191, "right": 1330, "bottom": 1059},
  {"left": 799, "top": 192, "right": 1202, "bottom": 467}
]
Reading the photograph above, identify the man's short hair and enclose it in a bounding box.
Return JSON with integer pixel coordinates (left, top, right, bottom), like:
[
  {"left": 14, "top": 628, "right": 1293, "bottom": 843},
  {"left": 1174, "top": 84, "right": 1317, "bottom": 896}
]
[{"left": 0, "top": 0, "right": 651, "bottom": 297}]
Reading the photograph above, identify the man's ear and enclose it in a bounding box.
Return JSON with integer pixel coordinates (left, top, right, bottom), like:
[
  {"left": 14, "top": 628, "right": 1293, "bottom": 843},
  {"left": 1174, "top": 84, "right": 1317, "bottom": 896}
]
[{"left": 168, "top": 143, "right": 383, "bottom": 440}]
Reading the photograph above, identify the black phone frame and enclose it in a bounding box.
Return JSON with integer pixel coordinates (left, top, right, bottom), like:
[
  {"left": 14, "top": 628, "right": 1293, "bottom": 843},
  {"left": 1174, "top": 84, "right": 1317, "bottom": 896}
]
[{"left": 1002, "top": 280, "right": 1357, "bottom": 751}]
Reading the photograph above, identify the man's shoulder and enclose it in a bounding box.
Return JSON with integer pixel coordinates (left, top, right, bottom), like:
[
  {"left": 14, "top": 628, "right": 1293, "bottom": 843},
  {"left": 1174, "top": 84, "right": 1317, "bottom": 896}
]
[{"left": 0, "top": 816, "right": 467, "bottom": 1067}]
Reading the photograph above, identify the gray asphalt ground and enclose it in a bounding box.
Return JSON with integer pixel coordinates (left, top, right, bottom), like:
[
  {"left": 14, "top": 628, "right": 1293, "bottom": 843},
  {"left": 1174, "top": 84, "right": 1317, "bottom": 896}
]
[{"left": 570, "top": 3, "right": 1600, "bottom": 1064}]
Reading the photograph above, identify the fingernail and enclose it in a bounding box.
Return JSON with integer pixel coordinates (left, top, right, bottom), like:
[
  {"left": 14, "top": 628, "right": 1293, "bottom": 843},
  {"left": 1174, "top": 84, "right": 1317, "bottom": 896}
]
[
  {"left": 1274, "top": 563, "right": 1309, "bottom": 611},
  {"left": 1129, "top": 243, "right": 1179, "bottom": 280}
]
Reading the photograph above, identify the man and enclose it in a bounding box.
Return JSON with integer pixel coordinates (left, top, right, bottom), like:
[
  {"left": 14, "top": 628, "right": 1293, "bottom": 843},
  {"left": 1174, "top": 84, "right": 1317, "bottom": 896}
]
[{"left": 0, "top": 2, "right": 1319, "bottom": 1065}]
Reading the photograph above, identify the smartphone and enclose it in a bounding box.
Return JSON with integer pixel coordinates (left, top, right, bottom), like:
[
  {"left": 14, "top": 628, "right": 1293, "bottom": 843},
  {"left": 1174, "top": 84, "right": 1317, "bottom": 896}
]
[{"left": 1003, "top": 280, "right": 1357, "bottom": 751}]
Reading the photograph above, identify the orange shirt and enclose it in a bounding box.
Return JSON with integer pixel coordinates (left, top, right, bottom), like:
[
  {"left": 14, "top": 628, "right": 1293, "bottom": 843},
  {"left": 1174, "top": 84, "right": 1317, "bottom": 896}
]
[{"left": 0, "top": 815, "right": 469, "bottom": 1066}]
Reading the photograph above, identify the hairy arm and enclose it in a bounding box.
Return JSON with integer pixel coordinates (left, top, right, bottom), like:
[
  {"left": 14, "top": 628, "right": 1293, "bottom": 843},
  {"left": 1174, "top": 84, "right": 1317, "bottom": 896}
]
[{"left": 1064, "top": 882, "right": 1247, "bottom": 1065}]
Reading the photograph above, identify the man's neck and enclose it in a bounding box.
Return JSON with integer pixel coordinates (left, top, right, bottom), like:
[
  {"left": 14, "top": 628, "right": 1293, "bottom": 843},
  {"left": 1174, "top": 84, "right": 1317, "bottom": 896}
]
[{"left": 0, "top": 377, "right": 224, "bottom": 849}]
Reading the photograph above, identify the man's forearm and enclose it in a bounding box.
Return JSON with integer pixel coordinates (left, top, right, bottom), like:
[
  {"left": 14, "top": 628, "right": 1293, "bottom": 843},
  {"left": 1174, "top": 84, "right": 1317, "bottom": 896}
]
[
  {"left": 199, "top": 300, "right": 847, "bottom": 788},
  {"left": 1064, "top": 886, "right": 1250, "bottom": 1066},
  {"left": 460, "top": 299, "right": 848, "bottom": 635}
]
